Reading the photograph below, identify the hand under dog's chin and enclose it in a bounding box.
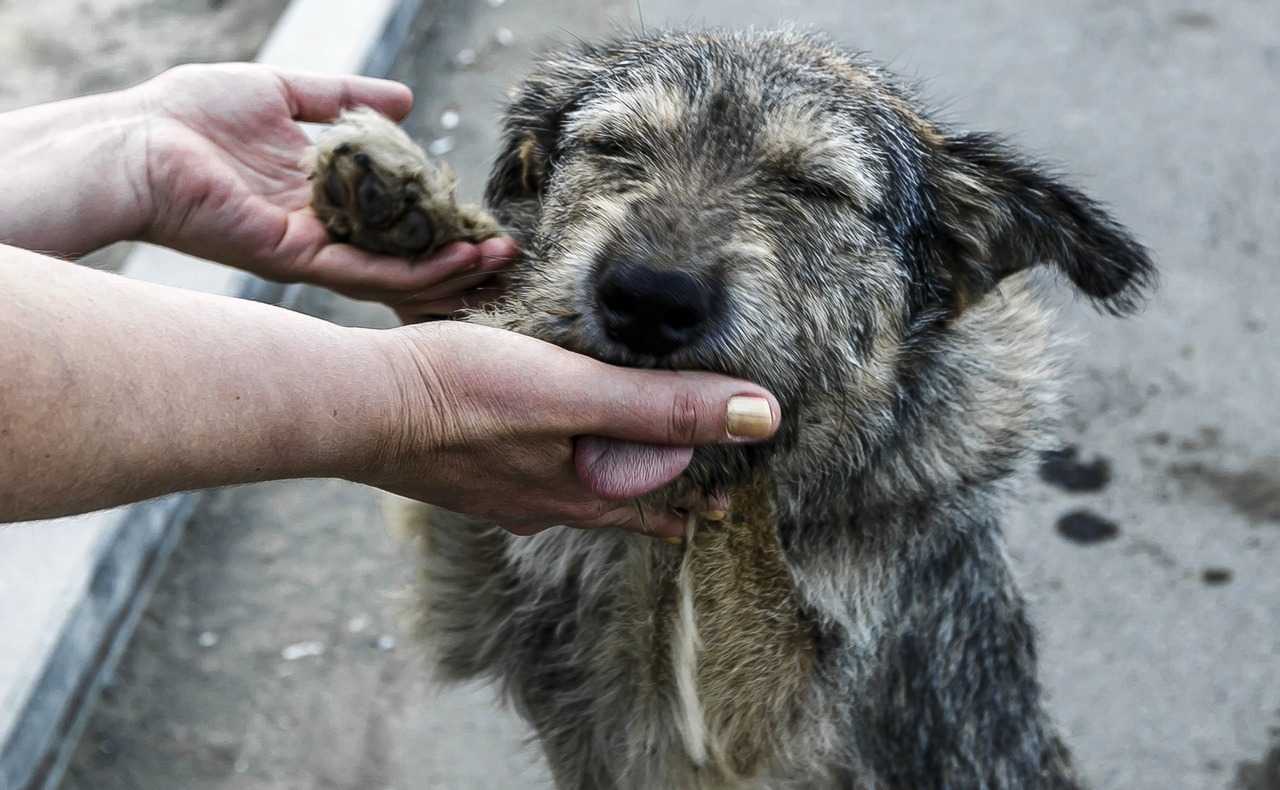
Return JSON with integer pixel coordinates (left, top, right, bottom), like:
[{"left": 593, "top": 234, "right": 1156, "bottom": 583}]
[{"left": 469, "top": 305, "right": 769, "bottom": 496}]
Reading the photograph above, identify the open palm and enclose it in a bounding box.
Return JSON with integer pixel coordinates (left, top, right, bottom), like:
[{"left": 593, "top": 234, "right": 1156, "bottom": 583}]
[{"left": 135, "top": 63, "right": 513, "bottom": 314}]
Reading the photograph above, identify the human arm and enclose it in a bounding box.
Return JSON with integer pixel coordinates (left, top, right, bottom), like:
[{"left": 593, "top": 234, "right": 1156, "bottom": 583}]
[
  {"left": 0, "top": 63, "right": 511, "bottom": 317},
  {"left": 0, "top": 245, "right": 777, "bottom": 536}
]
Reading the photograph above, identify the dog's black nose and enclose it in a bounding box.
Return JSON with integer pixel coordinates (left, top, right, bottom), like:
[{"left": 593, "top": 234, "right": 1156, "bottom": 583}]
[{"left": 596, "top": 262, "right": 716, "bottom": 356}]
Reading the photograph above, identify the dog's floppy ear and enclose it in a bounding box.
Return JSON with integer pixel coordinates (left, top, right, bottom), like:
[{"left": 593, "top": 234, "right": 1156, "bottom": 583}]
[
  {"left": 485, "top": 50, "right": 606, "bottom": 208},
  {"left": 928, "top": 132, "right": 1154, "bottom": 315}
]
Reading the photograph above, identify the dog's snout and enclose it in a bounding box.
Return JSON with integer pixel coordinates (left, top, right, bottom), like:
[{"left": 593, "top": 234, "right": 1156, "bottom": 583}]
[{"left": 596, "top": 262, "right": 716, "bottom": 356}]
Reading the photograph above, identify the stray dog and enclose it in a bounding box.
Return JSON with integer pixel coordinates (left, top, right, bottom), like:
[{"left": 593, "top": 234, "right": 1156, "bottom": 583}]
[{"left": 309, "top": 29, "right": 1153, "bottom": 789}]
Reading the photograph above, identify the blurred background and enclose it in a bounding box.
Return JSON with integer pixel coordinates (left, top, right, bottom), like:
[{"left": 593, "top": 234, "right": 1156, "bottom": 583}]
[{"left": 2, "top": 1, "right": 1275, "bottom": 788}]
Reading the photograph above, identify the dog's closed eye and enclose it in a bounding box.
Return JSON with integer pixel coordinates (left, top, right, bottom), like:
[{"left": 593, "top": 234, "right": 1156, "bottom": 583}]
[
  {"left": 582, "top": 136, "right": 631, "bottom": 159},
  {"left": 574, "top": 135, "right": 649, "bottom": 186},
  {"left": 776, "top": 168, "right": 860, "bottom": 204}
]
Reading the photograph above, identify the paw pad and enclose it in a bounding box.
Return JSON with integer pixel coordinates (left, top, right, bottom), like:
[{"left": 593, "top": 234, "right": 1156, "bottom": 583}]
[{"left": 307, "top": 108, "right": 499, "bottom": 258}]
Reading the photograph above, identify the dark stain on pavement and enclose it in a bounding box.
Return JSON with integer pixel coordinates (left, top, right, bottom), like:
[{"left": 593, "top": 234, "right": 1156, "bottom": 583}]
[
  {"left": 1235, "top": 731, "right": 1280, "bottom": 790},
  {"left": 1169, "top": 460, "right": 1280, "bottom": 524},
  {"left": 1177, "top": 426, "right": 1222, "bottom": 453},
  {"left": 1039, "top": 446, "right": 1112, "bottom": 493},
  {"left": 1201, "top": 567, "right": 1233, "bottom": 585},
  {"left": 1056, "top": 510, "right": 1120, "bottom": 544},
  {"left": 1171, "top": 10, "right": 1218, "bottom": 30}
]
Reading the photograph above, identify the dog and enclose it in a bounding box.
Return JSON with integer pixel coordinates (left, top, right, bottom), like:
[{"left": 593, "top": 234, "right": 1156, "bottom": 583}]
[{"left": 309, "top": 28, "right": 1154, "bottom": 789}]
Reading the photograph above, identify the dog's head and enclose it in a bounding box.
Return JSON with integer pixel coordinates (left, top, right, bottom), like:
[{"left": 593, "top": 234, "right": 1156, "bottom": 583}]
[{"left": 480, "top": 30, "right": 1153, "bottom": 495}]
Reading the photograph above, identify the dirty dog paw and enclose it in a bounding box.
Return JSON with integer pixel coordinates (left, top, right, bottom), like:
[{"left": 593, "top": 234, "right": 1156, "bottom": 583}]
[{"left": 306, "top": 108, "right": 500, "bottom": 258}]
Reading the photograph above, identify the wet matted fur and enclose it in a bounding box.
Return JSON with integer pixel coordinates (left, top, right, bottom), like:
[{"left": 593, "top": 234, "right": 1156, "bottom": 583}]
[{"left": 313, "top": 28, "right": 1153, "bottom": 789}]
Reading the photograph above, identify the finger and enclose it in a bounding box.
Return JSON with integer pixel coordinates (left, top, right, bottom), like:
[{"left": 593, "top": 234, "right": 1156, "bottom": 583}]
[
  {"left": 382, "top": 242, "right": 491, "bottom": 303},
  {"left": 574, "top": 502, "right": 686, "bottom": 539},
  {"left": 414, "top": 240, "right": 514, "bottom": 295},
  {"left": 571, "top": 366, "right": 782, "bottom": 447},
  {"left": 304, "top": 235, "right": 519, "bottom": 300},
  {"left": 298, "top": 236, "right": 482, "bottom": 296},
  {"left": 476, "top": 236, "right": 520, "bottom": 267},
  {"left": 384, "top": 238, "right": 516, "bottom": 303},
  {"left": 696, "top": 491, "right": 731, "bottom": 519},
  {"left": 573, "top": 437, "right": 693, "bottom": 500},
  {"left": 272, "top": 207, "right": 518, "bottom": 298},
  {"left": 391, "top": 269, "right": 497, "bottom": 305},
  {"left": 276, "top": 69, "right": 414, "bottom": 122},
  {"left": 389, "top": 255, "right": 513, "bottom": 317},
  {"left": 393, "top": 275, "right": 507, "bottom": 310},
  {"left": 395, "top": 293, "right": 489, "bottom": 323}
]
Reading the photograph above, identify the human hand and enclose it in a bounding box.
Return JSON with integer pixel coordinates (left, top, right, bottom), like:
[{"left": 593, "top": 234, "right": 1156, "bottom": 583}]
[
  {"left": 356, "top": 322, "right": 780, "bottom": 538},
  {"left": 130, "top": 63, "right": 515, "bottom": 313}
]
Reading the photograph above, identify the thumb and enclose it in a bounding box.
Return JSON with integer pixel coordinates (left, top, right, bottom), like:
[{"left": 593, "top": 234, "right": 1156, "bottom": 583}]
[
  {"left": 574, "top": 438, "right": 693, "bottom": 500},
  {"left": 579, "top": 366, "right": 781, "bottom": 447}
]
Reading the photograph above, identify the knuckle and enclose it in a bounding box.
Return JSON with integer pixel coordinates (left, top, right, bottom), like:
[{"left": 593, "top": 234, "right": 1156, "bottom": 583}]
[
  {"left": 667, "top": 392, "right": 703, "bottom": 445},
  {"left": 598, "top": 516, "right": 632, "bottom": 533},
  {"left": 573, "top": 500, "right": 613, "bottom": 523},
  {"left": 562, "top": 500, "right": 619, "bottom": 529},
  {"left": 581, "top": 508, "right": 632, "bottom": 532}
]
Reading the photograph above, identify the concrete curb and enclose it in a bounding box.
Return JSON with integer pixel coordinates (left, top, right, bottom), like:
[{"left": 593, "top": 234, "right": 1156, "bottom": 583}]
[{"left": 0, "top": 2, "right": 421, "bottom": 788}]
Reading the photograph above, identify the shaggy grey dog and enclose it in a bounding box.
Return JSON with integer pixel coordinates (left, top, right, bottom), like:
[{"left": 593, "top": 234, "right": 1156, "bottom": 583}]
[{"left": 310, "top": 28, "right": 1153, "bottom": 790}]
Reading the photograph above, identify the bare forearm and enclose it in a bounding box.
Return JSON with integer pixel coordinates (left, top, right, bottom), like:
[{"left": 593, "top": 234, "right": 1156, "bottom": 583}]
[
  {"left": 0, "top": 91, "right": 149, "bottom": 257},
  {"left": 0, "top": 244, "right": 396, "bottom": 521}
]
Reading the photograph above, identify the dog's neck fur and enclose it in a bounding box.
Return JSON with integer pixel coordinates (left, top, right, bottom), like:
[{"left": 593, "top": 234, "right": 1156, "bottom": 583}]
[
  {"left": 682, "top": 276, "right": 1053, "bottom": 651},
  {"left": 758, "top": 278, "right": 1076, "bottom": 788},
  {"left": 775, "top": 274, "right": 1058, "bottom": 524},
  {"left": 665, "top": 275, "right": 1064, "bottom": 783}
]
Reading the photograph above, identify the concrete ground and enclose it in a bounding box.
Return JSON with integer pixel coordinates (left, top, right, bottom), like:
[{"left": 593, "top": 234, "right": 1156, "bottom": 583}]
[
  {"left": 0, "top": 0, "right": 292, "bottom": 274},
  {"left": 0, "top": 0, "right": 291, "bottom": 112},
  {"left": 56, "top": 0, "right": 1279, "bottom": 789}
]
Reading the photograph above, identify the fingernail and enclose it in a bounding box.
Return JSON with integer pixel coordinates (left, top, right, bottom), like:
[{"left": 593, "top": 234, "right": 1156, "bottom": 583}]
[
  {"left": 726, "top": 396, "right": 773, "bottom": 439},
  {"left": 701, "top": 509, "right": 727, "bottom": 522}
]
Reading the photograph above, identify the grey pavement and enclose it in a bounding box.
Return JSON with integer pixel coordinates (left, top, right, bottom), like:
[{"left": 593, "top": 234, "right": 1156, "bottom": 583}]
[{"left": 61, "top": 1, "right": 1279, "bottom": 789}]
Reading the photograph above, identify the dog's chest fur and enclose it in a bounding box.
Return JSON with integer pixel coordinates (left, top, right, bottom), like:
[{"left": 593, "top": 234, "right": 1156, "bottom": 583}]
[
  {"left": 411, "top": 479, "right": 819, "bottom": 787},
  {"left": 665, "top": 480, "right": 815, "bottom": 778}
]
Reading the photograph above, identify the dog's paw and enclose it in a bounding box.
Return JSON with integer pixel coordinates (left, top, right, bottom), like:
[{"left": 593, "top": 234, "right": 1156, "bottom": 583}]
[{"left": 306, "top": 108, "right": 500, "bottom": 258}]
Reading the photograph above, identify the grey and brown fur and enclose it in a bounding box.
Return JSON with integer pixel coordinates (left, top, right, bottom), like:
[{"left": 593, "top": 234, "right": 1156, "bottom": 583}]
[
  {"left": 306, "top": 107, "right": 499, "bottom": 257},
  {"left": 313, "top": 29, "right": 1153, "bottom": 789}
]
